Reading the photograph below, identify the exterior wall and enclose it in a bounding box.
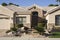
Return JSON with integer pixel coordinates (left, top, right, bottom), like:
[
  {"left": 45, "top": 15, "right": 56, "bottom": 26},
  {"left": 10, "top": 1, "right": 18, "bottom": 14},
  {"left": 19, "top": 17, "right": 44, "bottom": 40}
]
[
  {"left": 46, "top": 10, "right": 60, "bottom": 31},
  {"left": 16, "top": 15, "right": 31, "bottom": 28},
  {"left": 0, "top": 17, "right": 13, "bottom": 30},
  {"left": 0, "top": 18, "right": 10, "bottom": 29}
]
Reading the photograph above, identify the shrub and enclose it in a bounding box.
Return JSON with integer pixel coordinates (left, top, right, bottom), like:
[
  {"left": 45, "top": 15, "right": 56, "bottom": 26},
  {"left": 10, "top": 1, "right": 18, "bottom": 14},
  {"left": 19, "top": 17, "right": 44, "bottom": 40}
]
[
  {"left": 38, "top": 23, "right": 45, "bottom": 27},
  {"left": 6, "top": 24, "right": 23, "bottom": 35},
  {"left": 10, "top": 27, "right": 17, "bottom": 32},
  {"left": 17, "top": 24, "right": 23, "bottom": 28},
  {"left": 35, "top": 23, "right": 45, "bottom": 35},
  {"left": 35, "top": 26, "right": 45, "bottom": 35}
]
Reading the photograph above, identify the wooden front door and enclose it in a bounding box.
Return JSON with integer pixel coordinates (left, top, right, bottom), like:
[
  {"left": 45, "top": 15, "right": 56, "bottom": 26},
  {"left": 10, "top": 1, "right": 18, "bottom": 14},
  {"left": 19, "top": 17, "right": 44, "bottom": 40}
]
[{"left": 31, "top": 11, "right": 38, "bottom": 28}]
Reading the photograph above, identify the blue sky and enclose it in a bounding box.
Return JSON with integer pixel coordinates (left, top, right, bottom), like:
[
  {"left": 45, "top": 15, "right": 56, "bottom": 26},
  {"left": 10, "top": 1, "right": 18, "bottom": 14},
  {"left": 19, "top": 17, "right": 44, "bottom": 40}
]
[{"left": 0, "top": 0, "right": 57, "bottom": 6}]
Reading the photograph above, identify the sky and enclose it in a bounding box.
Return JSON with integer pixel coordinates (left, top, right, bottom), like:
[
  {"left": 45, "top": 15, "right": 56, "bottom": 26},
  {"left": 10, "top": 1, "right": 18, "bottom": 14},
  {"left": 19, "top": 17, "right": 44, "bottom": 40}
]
[{"left": 0, "top": 0, "right": 57, "bottom": 6}]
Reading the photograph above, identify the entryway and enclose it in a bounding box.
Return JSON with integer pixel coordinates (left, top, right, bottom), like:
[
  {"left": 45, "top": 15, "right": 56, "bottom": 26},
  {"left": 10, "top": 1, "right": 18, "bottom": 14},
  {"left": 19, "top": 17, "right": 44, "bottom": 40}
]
[{"left": 31, "top": 11, "right": 38, "bottom": 28}]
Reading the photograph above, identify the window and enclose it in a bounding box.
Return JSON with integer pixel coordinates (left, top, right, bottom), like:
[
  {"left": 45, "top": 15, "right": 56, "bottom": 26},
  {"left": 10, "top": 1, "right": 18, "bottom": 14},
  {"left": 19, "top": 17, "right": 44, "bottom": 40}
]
[
  {"left": 16, "top": 17, "right": 26, "bottom": 24},
  {"left": 55, "top": 15, "right": 60, "bottom": 25}
]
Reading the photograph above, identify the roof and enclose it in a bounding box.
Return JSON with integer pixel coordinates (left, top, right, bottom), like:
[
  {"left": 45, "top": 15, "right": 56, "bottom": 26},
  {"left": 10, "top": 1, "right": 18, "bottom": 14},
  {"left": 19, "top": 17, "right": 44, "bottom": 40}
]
[
  {"left": 0, "top": 5, "right": 14, "bottom": 16},
  {"left": 45, "top": 6, "right": 60, "bottom": 16},
  {"left": 3, "top": 4, "right": 60, "bottom": 15},
  {"left": 42, "top": 6, "right": 56, "bottom": 11},
  {"left": 5, "top": 4, "right": 58, "bottom": 11},
  {"left": 0, "top": 5, "right": 14, "bottom": 13},
  {"left": 5, "top": 5, "right": 27, "bottom": 12}
]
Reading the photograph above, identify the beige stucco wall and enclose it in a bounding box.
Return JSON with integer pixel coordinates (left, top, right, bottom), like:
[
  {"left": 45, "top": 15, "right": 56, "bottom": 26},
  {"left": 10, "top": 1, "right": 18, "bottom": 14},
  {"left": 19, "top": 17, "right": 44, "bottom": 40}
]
[
  {"left": 0, "top": 19, "right": 10, "bottom": 29},
  {"left": 0, "top": 16, "right": 13, "bottom": 30}
]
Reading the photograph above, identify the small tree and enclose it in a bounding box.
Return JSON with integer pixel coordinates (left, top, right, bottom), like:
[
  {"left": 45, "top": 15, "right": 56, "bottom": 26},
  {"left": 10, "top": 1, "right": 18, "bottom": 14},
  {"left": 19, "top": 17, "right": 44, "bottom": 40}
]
[
  {"left": 8, "top": 3, "right": 19, "bottom": 6},
  {"left": 49, "top": 4, "right": 54, "bottom": 6},
  {"left": 9, "top": 3, "right": 14, "bottom": 5},
  {"left": 56, "top": 0, "right": 60, "bottom": 5},
  {"left": 1, "top": 3, "right": 7, "bottom": 6},
  {"left": 48, "top": 4, "right": 59, "bottom": 6}
]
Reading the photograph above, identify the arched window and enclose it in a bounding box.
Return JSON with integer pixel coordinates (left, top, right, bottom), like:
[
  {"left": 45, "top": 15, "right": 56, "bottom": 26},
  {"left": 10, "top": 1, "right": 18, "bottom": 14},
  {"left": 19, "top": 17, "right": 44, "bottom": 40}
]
[{"left": 55, "top": 15, "right": 60, "bottom": 25}]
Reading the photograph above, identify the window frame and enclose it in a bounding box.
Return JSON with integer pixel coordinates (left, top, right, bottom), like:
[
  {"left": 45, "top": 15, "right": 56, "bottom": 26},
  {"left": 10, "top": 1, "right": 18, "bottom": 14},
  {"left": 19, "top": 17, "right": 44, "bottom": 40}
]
[
  {"left": 55, "top": 15, "right": 60, "bottom": 26},
  {"left": 16, "top": 17, "right": 26, "bottom": 24}
]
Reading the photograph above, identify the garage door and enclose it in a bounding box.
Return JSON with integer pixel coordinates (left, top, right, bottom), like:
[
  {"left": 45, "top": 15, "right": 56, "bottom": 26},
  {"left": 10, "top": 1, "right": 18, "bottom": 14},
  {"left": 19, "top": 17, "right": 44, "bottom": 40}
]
[{"left": 0, "top": 18, "right": 10, "bottom": 29}]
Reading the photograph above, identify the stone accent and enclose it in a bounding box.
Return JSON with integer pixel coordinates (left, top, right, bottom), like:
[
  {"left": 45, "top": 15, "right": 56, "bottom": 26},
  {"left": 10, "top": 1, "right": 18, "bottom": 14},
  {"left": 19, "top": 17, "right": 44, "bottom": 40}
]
[{"left": 47, "top": 23, "right": 55, "bottom": 31}]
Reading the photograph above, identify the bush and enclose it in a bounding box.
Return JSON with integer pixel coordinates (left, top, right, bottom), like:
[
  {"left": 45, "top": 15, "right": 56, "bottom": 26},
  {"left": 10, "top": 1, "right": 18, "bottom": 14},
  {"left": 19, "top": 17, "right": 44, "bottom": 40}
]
[
  {"left": 38, "top": 23, "right": 45, "bottom": 27},
  {"left": 35, "top": 23, "right": 45, "bottom": 35},
  {"left": 35, "top": 26, "right": 45, "bottom": 35},
  {"left": 10, "top": 27, "right": 17, "bottom": 32},
  {"left": 6, "top": 24, "right": 23, "bottom": 33},
  {"left": 49, "top": 32, "right": 60, "bottom": 38},
  {"left": 17, "top": 24, "right": 23, "bottom": 28}
]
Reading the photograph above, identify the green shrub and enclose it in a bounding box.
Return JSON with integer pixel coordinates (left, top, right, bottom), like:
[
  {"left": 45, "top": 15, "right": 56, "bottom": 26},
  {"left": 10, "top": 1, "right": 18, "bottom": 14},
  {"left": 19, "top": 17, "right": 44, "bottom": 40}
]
[
  {"left": 10, "top": 27, "right": 17, "bottom": 32},
  {"left": 38, "top": 23, "right": 45, "bottom": 27},
  {"left": 49, "top": 32, "right": 60, "bottom": 38},
  {"left": 35, "top": 23, "right": 45, "bottom": 35},
  {"left": 6, "top": 27, "right": 17, "bottom": 33},
  {"left": 6, "top": 24, "right": 23, "bottom": 33},
  {"left": 17, "top": 24, "right": 23, "bottom": 28},
  {"left": 35, "top": 27, "right": 45, "bottom": 32}
]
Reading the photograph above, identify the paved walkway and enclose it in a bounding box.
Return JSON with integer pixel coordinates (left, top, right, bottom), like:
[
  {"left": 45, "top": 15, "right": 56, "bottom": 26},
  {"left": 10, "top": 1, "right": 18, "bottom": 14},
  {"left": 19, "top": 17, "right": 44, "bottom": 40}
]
[{"left": 0, "top": 37, "right": 60, "bottom": 40}]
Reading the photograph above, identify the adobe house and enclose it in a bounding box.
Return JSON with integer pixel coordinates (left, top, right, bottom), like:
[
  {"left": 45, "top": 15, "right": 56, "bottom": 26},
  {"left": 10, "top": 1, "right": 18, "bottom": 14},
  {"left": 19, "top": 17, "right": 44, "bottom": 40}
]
[{"left": 0, "top": 4, "right": 60, "bottom": 32}]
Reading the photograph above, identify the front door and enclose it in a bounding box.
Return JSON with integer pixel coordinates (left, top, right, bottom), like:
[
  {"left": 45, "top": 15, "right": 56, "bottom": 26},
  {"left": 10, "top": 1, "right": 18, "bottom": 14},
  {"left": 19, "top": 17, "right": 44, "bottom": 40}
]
[{"left": 31, "top": 11, "right": 38, "bottom": 28}]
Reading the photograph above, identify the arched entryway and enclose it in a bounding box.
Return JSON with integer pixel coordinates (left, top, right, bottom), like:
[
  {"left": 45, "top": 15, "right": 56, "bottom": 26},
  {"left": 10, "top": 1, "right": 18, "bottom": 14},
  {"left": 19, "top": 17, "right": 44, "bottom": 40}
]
[{"left": 31, "top": 11, "right": 38, "bottom": 28}]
